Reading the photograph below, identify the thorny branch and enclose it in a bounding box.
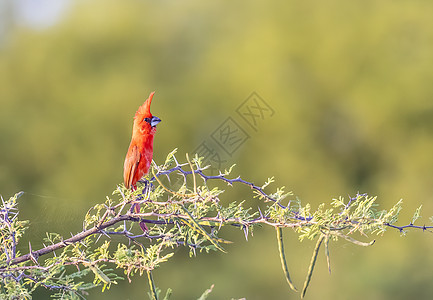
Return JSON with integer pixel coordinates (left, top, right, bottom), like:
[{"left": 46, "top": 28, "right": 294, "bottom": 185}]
[
  {"left": 4, "top": 214, "right": 136, "bottom": 266},
  {"left": 1, "top": 150, "right": 432, "bottom": 299}
]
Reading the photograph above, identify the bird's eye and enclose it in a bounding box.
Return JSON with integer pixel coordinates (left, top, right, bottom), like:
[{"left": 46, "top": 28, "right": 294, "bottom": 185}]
[{"left": 143, "top": 117, "right": 151, "bottom": 123}]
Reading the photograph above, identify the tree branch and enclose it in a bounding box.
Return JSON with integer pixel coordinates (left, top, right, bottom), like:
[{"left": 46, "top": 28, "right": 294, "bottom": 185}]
[{"left": 4, "top": 214, "right": 139, "bottom": 267}]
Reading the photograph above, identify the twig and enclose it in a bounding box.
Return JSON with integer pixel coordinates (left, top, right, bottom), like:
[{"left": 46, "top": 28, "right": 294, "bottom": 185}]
[
  {"left": 276, "top": 227, "right": 297, "bottom": 292},
  {"left": 301, "top": 235, "right": 324, "bottom": 299},
  {"left": 147, "top": 270, "right": 158, "bottom": 300}
]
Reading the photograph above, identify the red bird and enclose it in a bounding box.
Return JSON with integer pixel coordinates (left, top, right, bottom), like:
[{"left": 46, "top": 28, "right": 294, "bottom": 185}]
[{"left": 124, "top": 92, "right": 161, "bottom": 192}]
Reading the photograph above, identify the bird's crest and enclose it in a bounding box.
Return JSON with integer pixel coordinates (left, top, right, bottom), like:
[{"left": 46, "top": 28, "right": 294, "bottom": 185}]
[{"left": 135, "top": 91, "right": 155, "bottom": 119}]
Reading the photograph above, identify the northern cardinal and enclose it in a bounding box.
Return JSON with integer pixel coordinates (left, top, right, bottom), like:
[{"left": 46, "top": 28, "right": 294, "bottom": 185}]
[{"left": 124, "top": 92, "right": 161, "bottom": 212}]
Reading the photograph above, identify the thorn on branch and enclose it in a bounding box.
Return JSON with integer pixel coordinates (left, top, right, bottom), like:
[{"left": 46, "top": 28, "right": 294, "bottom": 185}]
[
  {"left": 28, "top": 242, "right": 39, "bottom": 265},
  {"left": 243, "top": 225, "right": 249, "bottom": 241}
]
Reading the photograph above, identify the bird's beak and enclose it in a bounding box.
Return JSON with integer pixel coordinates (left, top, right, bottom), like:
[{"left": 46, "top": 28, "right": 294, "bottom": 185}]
[{"left": 150, "top": 116, "right": 161, "bottom": 127}]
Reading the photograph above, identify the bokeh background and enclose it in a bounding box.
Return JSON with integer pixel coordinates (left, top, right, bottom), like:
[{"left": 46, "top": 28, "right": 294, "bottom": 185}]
[{"left": 1, "top": 0, "right": 433, "bottom": 299}]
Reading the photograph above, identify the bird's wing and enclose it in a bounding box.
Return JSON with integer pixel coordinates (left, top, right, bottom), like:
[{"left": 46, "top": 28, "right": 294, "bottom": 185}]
[{"left": 124, "top": 145, "right": 141, "bottom": 189}]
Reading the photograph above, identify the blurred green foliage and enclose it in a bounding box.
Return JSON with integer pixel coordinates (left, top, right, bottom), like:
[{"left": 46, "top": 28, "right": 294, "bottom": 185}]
[{"left": 1, "top": 0, "right": 433, "bottom": 299}]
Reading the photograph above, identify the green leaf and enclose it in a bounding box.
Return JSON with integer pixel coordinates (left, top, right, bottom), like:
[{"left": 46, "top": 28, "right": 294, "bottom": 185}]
[
  {"left": 411, "top": 205, "right": 422, "bottom": 224},
  {"left": 197, "top": 284, "right": 215, "bottom": 300}
]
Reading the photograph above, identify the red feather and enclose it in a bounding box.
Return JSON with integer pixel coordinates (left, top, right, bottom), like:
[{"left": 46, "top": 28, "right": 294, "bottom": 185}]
[{"left": 123, "top": 91, "right": 161, "bottom": 190}]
